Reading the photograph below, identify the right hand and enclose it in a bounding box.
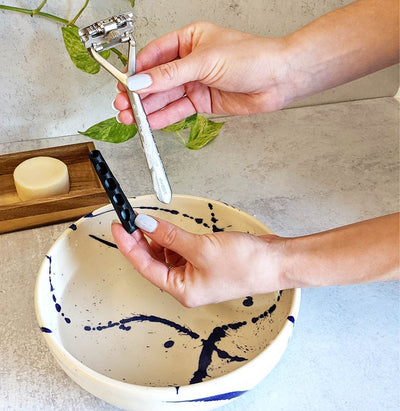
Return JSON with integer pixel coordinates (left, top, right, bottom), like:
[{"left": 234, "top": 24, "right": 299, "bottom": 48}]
[{"left": 114, "top": 21, "right": 292, "bottom": 129}]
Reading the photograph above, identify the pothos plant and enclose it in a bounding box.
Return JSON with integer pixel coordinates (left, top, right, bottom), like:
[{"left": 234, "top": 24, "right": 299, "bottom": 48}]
[{"left": 0, "top": 0, "right": 224, "bottom": 149}]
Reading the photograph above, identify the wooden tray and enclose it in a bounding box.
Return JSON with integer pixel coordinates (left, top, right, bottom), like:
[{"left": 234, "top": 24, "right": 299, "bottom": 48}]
[{"left": 0, "top": 142, "right": 109, "bottom": 234}]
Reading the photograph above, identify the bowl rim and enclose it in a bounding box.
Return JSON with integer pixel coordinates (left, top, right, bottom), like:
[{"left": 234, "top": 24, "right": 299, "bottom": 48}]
[{"left": 35, "top": 194, "right": 301, "bottom": 398}]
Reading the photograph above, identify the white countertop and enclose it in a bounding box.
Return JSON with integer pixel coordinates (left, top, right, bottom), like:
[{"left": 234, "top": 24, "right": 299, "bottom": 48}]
[{"left": 0, "top": 98, "right": 399, "bottom": 410}]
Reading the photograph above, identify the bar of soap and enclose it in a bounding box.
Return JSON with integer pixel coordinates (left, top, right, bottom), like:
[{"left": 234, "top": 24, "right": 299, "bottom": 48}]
[{"left": 13, "top": 156, "right": 70, "bottom": 201}]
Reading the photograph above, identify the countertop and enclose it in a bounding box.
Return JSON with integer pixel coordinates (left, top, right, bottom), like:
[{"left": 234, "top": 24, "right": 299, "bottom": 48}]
[{"left": 0, "top": 97, "right": 399, "bottom": 410}]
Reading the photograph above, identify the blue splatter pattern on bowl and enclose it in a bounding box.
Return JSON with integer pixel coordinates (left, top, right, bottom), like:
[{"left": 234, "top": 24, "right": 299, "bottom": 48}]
[{"left": 35, "top": 195, "right": 300, "bottom": 411}]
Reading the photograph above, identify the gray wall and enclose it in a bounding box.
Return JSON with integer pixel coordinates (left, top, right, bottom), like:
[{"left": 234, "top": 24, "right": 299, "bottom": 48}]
[{"left": 0, "top": 0, "right": 398, "bottom": 144}]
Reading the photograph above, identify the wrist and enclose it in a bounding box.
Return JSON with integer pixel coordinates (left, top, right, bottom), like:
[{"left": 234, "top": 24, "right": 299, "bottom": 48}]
[
  {"left": 277, "top": 236, "right": 316, "bottom": 290},
  {"left": 281, "top": 30, "right": 319, "bottom": 106},
  {"left": 257, "top": 235, "right": 298, "bottom": 292},
  {"left": 260, "top": 36, "right": 299, "bottom": 110}
]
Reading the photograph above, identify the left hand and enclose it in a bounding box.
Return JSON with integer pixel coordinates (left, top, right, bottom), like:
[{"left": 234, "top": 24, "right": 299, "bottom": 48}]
[{"left": 111, "top": 214, "right": 285, "bottom": 307}]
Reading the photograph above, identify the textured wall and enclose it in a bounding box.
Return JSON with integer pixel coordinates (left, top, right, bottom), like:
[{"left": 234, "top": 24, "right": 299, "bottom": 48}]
[{"left": 0, "top": 0, "right": 398, "bottom": 143}]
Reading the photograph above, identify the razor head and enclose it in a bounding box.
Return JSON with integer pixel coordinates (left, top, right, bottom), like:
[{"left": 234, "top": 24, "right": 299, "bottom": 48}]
[{"left": 78, "top": 12, "right": 134, "bottom": 52}]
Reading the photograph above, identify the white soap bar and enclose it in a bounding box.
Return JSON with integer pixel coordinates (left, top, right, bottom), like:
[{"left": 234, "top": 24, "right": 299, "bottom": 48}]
[{"left": 13, "top": 156, "right": 70, "bottom": 201}]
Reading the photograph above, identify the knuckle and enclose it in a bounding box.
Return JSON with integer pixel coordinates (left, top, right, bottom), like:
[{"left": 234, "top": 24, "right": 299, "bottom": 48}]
[
  {"left": 179, "top": 294, "right": 199, "bottom": 309},
  {"left": 171, "top": 270, "right": 200, "bottom": 309},
  {"left": 200, "top": 234, "right": 221, "bottom": 256},
  {"left": 159, "top": 61, "right": 179, "bottom": 82},
  {"left": 162, "top": 225, "right": 178, "bottom": 247}
]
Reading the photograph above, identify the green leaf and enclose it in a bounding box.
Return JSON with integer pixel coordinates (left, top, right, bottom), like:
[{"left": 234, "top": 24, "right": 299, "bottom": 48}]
[
  {"left": 161, "top": 114, "right": 198, "bottom": 133},
  {"left": 62, "top": 26, "right": 110, "bottom": 74},
  {"left": 161, "top": 114, "right": 224, "bottom": 149},
  {"left": 183, "top": 114, "right": 199, "bottom": 129},
  {"left": 160, "top": 119, "right": 186, "bottom": 133},
  {"left": 186, "top": 115, "right": 224, "bottom": 149},
  {"left": 161, "top": 118, "right": 186, "bottom": 133},
  {"left": 78, "top": 117, "right": 137, "bottom": 143}
]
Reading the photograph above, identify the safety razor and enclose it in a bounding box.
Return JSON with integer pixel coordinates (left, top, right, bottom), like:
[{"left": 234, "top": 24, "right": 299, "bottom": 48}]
[{"left": 79, "top": 12, "right": 172, "bottom": 204}]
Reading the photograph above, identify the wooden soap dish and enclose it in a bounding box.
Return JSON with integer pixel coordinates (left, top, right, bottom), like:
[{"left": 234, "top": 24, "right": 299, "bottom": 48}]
[{"left": 0, "top": 142, "right": 109, "bottom": 234}]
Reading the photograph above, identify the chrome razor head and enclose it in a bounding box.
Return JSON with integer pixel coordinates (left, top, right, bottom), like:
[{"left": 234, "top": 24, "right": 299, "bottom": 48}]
[{"left": 78, "top": 12, "right": 134, "bottom": 52}]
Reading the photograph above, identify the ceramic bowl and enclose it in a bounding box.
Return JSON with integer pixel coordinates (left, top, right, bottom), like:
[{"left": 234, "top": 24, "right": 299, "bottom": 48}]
[{"left": 35, "top": 195, "right": 300, "bottom": 411}]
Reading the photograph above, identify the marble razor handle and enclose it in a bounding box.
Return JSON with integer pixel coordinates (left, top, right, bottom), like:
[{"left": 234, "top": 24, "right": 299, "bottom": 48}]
[{"left": 89, "top": 150, "right": 137, "bottom": 233}]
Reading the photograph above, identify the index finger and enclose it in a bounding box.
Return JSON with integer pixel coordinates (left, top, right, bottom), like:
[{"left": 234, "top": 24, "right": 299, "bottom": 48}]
[{"left": 135, "top": 25, "right": 194, "bottom": 72}]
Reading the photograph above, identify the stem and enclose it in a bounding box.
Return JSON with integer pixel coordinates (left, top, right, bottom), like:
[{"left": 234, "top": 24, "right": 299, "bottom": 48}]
[
  {"left": 0, "top": 3, "right": 128, "bottom": 68},
  {"left": 0, "top": 5, "right": 75, "bottom": 26},
  {"left": 112, "top": 48, "right": 128, "bottom": 65},
  {"left": 176, "top": 131, "right": 186, "bottom": 145},
  {"left": 32, "top": 0, "right": 48, "bottom": 15},
  {"left": 67, "top": 0, "right": 90, "bottom": 26}
]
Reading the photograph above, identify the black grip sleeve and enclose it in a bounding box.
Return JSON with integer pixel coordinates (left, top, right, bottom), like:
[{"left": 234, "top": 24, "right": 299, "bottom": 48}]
[{"left": 89, "top": 150, "right": 137, "bottom": 233}]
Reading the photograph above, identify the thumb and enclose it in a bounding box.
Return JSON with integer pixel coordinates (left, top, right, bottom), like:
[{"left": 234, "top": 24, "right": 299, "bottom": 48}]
[{"left": 126, "top": 56, "right": 201, "bottom": 94}]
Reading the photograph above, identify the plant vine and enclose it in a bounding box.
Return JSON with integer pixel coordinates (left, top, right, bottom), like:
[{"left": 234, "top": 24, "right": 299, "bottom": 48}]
[{"left": 0, "top": 0, "right": 223, "bottom": 149}]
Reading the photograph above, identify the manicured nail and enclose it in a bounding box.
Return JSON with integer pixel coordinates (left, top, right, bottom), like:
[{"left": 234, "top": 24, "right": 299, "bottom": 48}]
[
  {"left": 111, "top": 99, "right": 118, "bottom": 111},
  {"left": 135, "top": 214, "right": 158, "bottom": 232},
  {"left": 111, "top": 219, "right": 121, "bottom": 226},
  {"left": 115, "top": 113, "right": 121, "bottom": 123},
  {"left": 127, "top": 74, "right": 152, "bottom": 91}
]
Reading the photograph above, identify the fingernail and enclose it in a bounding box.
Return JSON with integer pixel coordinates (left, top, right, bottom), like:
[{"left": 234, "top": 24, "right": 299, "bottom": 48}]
[
  {"left": 127, "top": 74, "right": 152, "bottom": 91},
  {"left": 111, "top": 219, "right": 120, "bottom": 226},
  {"left": 111, "top": 99, "right": 118, "bottom": 111},
  {"left": 115, "top": 113, "right": 122, "bottom": 123},
  {"left": 135, "top": 214, "right": 158, "bottom": 232}
]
